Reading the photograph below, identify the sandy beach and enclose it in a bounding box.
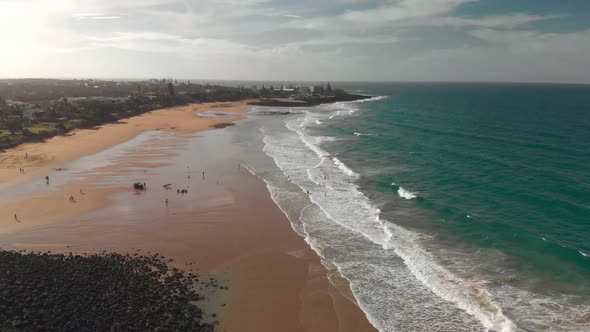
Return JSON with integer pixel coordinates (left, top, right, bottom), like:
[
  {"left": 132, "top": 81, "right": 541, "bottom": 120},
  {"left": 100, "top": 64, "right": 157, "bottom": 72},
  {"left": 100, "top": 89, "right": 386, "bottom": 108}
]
[
  {"left": 0, "top": 100, "right": 251, "bottom": 190},
  {"left": 0, "top": 101, "right": 376, "bottom": 331}
]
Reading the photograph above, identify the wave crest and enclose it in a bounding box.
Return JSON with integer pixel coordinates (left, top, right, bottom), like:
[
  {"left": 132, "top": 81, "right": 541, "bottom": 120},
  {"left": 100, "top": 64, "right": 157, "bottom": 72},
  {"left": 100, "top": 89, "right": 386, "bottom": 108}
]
[
  {"left": 332, "top": 157, "right": 360, "bottom": 178},
  {"left": 398, "top": 187, "right": 418, "bottom": 199}
]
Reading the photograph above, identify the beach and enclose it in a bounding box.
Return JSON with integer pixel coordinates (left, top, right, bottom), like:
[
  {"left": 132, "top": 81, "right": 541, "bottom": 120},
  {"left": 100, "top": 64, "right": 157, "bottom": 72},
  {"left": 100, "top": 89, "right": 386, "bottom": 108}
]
[{"left": 0, "top": 100, "right": 376, "bottom": 331}]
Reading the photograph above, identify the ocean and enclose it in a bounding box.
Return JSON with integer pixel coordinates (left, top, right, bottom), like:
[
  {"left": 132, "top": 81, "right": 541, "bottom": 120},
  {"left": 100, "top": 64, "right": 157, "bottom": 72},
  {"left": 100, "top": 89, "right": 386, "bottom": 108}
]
[{"left": 230, "top": 83, "right": 590, "bottom": 331}]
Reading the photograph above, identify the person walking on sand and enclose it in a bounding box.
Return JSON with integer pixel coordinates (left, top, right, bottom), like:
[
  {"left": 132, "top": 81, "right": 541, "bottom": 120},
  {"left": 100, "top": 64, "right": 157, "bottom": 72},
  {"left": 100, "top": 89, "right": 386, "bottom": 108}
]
[
  {"left": 46, "top": 175, "right": 49, "bottom": 184},
  {"left": 165, "top": 198, "right": 169, "bottom": 206},
  {"left": 14, "top": 214, "right": 20, "bottom": 223},
  {"left": 202, "top": 171, "right": 205, "bottom": 180}
]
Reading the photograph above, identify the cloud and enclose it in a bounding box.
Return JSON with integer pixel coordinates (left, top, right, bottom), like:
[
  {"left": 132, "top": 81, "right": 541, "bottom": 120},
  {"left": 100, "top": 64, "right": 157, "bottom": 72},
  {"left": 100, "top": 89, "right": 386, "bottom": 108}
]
[
  {"left": 87, "top": 31, "right": 257, "bottom": 56},
  {"left": 341, "top": 0, "right": 478, "bottom": 23},
  {"left": 395, "top": 28, "right": 590, "bottom": 83},
  {"left": 91, "top": 16, "right": 121, "bottom": 20},
  {"left": 1, "top": 0, "right": 588, "bottom": 82}
]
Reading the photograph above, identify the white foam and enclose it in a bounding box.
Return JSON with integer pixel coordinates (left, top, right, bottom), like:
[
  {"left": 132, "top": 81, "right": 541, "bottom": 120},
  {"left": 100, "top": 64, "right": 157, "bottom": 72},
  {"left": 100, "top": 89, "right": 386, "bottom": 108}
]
[
  {"left": 354, "top": 132, "right": 373, "bottom": 136},
  {"left": 255, "top": 97, "right": 530, "bottom": 332},
  {"left": 332, "top": 157, "right": 360, "bottom": 178},
  {"left": 580, "top": 250, "right": 589, "bottom": 257},
  {"left": 251, "top": 95, "right": 590, "bottom": 332},
  {"left": 398, "top": 186, "right": 418, "bottom": 199},
  {"left": 351, "top": 95, "right": 389, "bottom": 103}
]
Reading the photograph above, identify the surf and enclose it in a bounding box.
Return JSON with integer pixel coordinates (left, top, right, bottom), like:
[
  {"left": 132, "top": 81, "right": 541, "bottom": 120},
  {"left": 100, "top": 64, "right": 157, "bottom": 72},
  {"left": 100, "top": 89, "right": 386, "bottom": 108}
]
[{"left": 257, "top": 101, "right": 518, "bottom": 331}]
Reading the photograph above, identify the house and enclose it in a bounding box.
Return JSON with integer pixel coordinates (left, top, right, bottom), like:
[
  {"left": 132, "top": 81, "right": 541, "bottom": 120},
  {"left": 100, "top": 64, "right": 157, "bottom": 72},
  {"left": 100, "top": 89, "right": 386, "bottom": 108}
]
[
  {"left": 297, "top": 86, "right": 312, "bottom": 98},
  {"left": 22, "top": 107, "right": 44, "bottom": 122}
]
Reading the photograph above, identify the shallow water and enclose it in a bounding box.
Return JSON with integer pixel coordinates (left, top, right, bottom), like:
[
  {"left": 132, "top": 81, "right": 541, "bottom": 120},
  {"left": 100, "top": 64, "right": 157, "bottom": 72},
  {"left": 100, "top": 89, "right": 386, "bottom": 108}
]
[{"left": 229, "top": 83, "right": 590, "bottom": 331}]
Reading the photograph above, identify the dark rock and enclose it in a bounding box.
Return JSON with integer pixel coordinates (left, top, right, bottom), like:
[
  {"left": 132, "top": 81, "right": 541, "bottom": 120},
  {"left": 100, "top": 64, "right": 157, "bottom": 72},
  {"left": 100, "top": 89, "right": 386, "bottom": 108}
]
[{"left": 0, "top": 250, "right": 217, "bottom": 331}]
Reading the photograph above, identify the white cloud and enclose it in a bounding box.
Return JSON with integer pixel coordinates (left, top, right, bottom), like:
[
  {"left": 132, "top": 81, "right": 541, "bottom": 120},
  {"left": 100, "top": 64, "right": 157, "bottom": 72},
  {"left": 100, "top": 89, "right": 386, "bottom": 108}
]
[
  {"left": 0, "top": 0, "right": 587, "bottom": 82},
  {"left": 91, "top": 16, "right": 121, "bottom": 20},
  {"left": 394, "top": 28, "right": 590, "bottom": 83}
]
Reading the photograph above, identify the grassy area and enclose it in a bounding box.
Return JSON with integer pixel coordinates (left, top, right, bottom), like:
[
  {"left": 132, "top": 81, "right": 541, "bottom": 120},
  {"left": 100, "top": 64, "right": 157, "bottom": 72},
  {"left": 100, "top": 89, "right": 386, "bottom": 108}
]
[
  {"left": 65, "top": 119, "right": 85, "bottom": 130},
  {"left": 0, "top": 123, "right": 60, "bottom": 149},
  {"left": 0, "top": 130, "right": 25, "bottom": 148},
  {"left": 26, "top": 122, "right": 58, "bottom": 135}
]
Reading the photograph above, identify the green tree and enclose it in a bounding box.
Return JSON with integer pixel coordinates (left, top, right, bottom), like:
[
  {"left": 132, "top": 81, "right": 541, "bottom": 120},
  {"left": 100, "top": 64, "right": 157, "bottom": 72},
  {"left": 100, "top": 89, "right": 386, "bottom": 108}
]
[
  {"left": 167, "top": 82, "right": 175, "bottom": 96},
  {"left": 7, "top": 119, "right": 22, "bottom": 134},
  {"left": 56, "top": 122, "right": 67, "bottom": 132}
]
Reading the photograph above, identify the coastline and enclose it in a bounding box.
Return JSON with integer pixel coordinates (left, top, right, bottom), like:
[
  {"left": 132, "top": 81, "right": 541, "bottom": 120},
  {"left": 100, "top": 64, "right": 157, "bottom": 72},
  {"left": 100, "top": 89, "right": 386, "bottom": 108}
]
[
  {"left": 0, "top": 100, "right": 376, "bottom": 331},
  {"left": 0, "top": 100, "right": 253, "bottom": 190}
]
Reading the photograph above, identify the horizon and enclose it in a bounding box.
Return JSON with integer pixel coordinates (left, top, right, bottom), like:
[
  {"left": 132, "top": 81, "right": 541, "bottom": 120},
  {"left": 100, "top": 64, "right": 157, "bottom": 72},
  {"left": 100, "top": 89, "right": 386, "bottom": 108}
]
[
  {"left": 2, "top": 77, "right": 590, "bottom": 87},
  {"left": 1, "top": 0, "right": 590, "bottom": 83}
]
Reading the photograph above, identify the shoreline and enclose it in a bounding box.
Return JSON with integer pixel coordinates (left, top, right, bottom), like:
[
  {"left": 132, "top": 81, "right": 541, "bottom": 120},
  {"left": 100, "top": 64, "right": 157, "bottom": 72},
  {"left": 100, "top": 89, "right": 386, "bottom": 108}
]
[
  {"left": 0, "top": 101, "right": 377, "bottom": 331},
  {"left": 0, "top": 100, "right": 254, "bottom": 190},
  {"left": 248, "top": 93, "right": 373, "bottom": 107}
]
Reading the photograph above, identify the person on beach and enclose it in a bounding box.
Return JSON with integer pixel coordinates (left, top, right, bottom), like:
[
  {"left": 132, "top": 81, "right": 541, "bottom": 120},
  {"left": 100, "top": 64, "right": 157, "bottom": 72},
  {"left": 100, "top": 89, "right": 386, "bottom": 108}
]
[
  {"left": 14, "top": 214, "right": 20, "bottom": 223},
  {"left": 165, "top": 198, "right": 169, "bottom": 206},
  {"left": 46, "top": 176, "right": 49, "bottom": 184},
  {"left": 69, "top": 195, "right": 76, "bottom": 203},
  {"left": 202, "top": 171, "right": 205, "bottom": 180},
  {"left": 25, "top": 153, "right": 28, "bottom": 159}
]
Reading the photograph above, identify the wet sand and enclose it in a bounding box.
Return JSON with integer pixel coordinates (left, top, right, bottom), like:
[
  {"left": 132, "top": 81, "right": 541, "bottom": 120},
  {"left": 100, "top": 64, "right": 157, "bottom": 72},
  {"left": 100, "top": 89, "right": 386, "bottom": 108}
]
[
  {"left": 0, "top": 100, "right": 251, "bottom": 190},
  {"left": 0, "top": 104, "right": 376, "bottom": 331}
]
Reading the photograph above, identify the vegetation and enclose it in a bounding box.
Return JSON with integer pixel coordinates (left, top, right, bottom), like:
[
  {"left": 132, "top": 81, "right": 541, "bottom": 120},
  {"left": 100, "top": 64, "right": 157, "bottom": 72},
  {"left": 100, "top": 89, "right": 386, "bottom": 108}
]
[{"left": 0, "top": 78, "right": 351, "bottom": 150}]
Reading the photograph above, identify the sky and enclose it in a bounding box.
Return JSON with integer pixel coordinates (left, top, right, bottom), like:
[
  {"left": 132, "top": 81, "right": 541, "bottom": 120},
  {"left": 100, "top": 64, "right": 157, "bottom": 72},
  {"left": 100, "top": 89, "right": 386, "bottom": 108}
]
[{"left": 1, "top": 0, "right": 590, "bottom": 83}]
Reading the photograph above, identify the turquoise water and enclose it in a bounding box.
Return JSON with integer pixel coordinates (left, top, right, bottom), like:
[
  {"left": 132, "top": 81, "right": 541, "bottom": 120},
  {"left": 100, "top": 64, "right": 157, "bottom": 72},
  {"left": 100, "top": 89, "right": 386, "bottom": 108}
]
[
  {"left": 239, "top": 83, "right": 590, "bottom": 331},
  {"left": 323, "top": 83, "right": 590, "bottom": 288}
]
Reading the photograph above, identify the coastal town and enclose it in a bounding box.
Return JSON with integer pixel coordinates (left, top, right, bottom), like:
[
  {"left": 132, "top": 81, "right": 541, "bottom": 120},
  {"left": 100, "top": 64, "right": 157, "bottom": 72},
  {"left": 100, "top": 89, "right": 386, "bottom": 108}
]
[{"left": 0, "top": 79, "right": 361, "bottom": 150}]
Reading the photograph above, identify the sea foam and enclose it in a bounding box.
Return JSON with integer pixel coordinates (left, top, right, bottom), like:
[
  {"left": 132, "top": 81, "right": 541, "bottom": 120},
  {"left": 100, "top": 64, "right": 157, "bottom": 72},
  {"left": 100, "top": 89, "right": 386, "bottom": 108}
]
[
  {"left": 257, "top": 100, "right": 520, "bottom": 331},
  {"left": 332, "top": 157, "right": 360, "bottom": 178},
  {"left": 398, "top": 187, "right": 418, "bottom": 199}
]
